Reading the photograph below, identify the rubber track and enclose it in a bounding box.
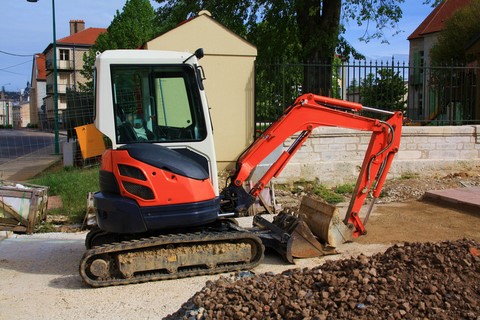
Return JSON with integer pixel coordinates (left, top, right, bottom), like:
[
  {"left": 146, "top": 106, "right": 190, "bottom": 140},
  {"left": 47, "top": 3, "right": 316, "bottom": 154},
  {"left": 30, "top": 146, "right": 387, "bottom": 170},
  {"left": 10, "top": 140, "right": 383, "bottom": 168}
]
[{"left": 79, "top": 230, "right": 264, "bottom": 287}]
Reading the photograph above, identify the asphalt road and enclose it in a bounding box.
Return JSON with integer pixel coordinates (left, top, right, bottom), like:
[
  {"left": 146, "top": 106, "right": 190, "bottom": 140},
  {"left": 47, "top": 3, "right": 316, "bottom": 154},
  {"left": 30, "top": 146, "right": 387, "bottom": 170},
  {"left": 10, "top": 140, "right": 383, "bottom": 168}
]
[{"left": 0, "top": 129, "right": 56, "bottom": 165}]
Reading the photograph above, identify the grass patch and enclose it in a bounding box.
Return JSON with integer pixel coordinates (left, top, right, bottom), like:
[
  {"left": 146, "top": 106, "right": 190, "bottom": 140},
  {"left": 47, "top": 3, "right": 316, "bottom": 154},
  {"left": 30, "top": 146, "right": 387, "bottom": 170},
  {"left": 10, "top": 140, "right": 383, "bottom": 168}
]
[
  {"left": 29, "top": 166, "right": 99, "bottom": 223},
  {"left": 334, "top": 183, "right": 356, "bottom": 195},
  {"left": 400, "top": 172, "right": 420, "bottom": 180},
  {"left": 285, "top": 179, "right": 353, "bottom": 204},
  {"left": 312, "top": 184, "right": 345, "bottom": 204}
]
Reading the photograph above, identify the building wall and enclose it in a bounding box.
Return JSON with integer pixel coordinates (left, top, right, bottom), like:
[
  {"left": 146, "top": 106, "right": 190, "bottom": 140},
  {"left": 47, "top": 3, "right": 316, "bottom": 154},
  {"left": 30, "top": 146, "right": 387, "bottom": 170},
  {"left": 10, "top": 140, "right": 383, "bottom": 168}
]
[
  {"left": 43, "top": 45, "right": 90, "bottom": 128},
  {"left": 30, "top": 80, "right": 46, "bottom": 127},
  {"left": 408, "top": 34, "right": 441, "bottom": 121},
  {"left": 71, "top": 47, "right": 89, "bottom": 87},
  {"left": 144, "top": 12, "right": 257, "bottom": 170},
  {"left": 19, "top": 103, "right": 31, "bottom": 127},
  {"left": 276, "top": 125, "right": 480, "bottom": 186},
  {"left": 0, "top": 100, "right": 13, "bottom": 126}
]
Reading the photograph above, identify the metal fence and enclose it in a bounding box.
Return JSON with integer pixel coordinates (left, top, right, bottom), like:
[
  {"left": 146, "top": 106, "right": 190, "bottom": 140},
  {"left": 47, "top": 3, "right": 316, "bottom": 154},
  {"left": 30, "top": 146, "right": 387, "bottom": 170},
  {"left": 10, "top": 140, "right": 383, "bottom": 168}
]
[
  {"left": 255, "top": 60, "right": 480, "bottom": 129},
  {"left": 2, "top": 60, "right": 479, "bottom": 170}
]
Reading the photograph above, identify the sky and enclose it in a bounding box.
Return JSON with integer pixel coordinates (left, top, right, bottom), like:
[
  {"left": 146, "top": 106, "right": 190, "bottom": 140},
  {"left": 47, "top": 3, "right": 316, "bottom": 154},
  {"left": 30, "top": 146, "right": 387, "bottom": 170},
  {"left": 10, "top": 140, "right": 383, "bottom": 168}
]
[{"left": 0, "top": 0, "right": 434, "bottom": 92}]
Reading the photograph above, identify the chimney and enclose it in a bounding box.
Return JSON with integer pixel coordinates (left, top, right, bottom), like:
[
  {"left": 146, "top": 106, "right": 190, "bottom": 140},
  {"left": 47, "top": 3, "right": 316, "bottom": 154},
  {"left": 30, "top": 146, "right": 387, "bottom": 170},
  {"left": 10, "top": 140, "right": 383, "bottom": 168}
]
[{"left": 69, "top": 20, "right": 85, "bottom": 35}]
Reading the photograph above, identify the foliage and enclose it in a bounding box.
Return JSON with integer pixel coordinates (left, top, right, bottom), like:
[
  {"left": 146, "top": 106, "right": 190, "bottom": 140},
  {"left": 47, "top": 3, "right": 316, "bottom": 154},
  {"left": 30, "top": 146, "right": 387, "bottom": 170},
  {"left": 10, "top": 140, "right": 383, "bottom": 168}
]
[
  {"left": 79, "top": 0, "right": 159, "bottom": 91},
  {"left": 289, "top": 180, "right": 349, "bottom": 204},
  {"left": 347, "top": 79, "right": 360, "bottom": 94},
  {"left": 30, "top": 166, "right": 99, "bottom": 223},
  {"left": 360, "top": 68, "right": 407, "bottom": 112},
  {"left": 334, "top": 183, "right": 356, "bottom": 195},
  {"left": 255, "top": 62, "right": 303, "bottom": 121},
  {"left": 312, "top": 184, "right": 345, "bottom": 204},
  {"left": 430, "top": 0, "right": 480, "bottom": 65},
  {"left": 154, "top": 0, "right": 414, "bottom": 94},
  {"left": 332, "top": 56, "right": 342, "bottom": 98}
]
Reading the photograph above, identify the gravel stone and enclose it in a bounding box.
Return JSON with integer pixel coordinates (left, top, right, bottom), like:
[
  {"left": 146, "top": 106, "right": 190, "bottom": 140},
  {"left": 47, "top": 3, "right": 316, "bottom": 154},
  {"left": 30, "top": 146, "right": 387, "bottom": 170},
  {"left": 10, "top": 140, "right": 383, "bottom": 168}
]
[{"left": 166, "top": 239, "right": 480, "bottom": 320}]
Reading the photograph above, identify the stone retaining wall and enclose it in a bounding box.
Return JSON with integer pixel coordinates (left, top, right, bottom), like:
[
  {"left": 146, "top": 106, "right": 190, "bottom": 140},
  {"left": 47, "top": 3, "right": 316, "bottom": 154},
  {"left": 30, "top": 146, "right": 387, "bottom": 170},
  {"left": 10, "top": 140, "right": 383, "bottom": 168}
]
[{"left": 275, "top": 125, "right": 480, "bottom": 186}]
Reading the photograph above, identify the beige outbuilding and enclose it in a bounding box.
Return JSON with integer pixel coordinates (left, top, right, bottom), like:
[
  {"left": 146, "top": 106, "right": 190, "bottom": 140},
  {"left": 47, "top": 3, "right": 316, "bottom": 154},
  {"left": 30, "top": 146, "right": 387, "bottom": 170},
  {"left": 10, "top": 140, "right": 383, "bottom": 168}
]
[{"left": 143, "top": 10, "right": 257, "bottom": 170}]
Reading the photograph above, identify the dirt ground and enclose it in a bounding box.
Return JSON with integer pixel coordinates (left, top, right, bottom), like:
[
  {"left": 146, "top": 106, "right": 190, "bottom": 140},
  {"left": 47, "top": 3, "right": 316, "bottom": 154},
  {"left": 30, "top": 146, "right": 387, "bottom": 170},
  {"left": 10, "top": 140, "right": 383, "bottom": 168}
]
[
  {"left": 356, "top": 200, "right": 480, "bottom": 244},
  {"left": 359, "top": 170, "right": 480, "bottom": 244},
  {"left": 0, "top": 170, "right": 479, "bottom": 319}
]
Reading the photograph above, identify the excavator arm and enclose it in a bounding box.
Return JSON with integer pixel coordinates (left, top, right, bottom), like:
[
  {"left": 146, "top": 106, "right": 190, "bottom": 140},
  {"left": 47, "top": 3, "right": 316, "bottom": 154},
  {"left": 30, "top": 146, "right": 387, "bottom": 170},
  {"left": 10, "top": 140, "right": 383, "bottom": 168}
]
[{"left": 221, "top": 93, "right": 403, "bottom": 238}]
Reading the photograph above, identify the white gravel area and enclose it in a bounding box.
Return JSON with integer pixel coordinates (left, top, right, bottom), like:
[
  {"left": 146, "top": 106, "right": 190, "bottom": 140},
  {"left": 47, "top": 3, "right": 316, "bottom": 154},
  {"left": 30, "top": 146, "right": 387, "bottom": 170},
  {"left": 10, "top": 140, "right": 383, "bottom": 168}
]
[{"left": 0, "top": 219, "right": 388, "bottom": 320}]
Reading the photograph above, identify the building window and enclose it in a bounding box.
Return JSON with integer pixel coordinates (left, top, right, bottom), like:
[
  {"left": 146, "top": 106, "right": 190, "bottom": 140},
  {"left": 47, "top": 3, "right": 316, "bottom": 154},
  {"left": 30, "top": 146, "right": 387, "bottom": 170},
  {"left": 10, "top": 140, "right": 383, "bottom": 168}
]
[{"left": 59, "top": 49, "right": 70, "bottom": 61}]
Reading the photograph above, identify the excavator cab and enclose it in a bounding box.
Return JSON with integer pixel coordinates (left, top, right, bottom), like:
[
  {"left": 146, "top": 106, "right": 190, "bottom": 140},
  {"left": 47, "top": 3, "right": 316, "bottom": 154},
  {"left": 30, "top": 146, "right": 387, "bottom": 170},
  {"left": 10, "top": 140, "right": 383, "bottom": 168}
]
[{"left": 92, "top": 50, "right": 221, "bottom": 237}]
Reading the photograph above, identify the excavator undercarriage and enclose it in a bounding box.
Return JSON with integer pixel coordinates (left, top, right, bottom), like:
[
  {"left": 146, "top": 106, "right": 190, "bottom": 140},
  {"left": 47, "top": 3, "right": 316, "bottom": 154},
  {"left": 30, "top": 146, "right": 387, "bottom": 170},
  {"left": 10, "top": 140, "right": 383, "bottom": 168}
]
[{"left": 80, "top": 220, "right": 264, "bottom": 287}]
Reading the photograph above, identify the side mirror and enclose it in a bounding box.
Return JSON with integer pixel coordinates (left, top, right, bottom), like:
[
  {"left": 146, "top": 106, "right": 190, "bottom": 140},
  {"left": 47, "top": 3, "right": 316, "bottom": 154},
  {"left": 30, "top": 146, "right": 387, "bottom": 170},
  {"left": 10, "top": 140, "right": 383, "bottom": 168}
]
[
  {"left": 194, "top": 48, "right": 204, "bottom": 60},
  {"left": 182, "top": 48, "right": 204, "bottom": 64}
]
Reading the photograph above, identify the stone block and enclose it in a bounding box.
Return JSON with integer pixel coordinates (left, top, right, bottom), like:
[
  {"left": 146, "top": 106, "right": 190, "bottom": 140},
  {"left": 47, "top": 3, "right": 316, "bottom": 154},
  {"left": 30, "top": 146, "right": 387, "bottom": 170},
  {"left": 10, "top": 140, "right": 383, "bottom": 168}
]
[
  {"left": 396, "top": 150, "right": 423, "bottom": 160},
  {"left": 435, "top": 143, "right": 458, "bottom": 150},
  {"left": 459, "top": 149, "right": 479, "bottom": 159},
  {"left": 428, "top": 150, "right": 460, "bottom": 160}
]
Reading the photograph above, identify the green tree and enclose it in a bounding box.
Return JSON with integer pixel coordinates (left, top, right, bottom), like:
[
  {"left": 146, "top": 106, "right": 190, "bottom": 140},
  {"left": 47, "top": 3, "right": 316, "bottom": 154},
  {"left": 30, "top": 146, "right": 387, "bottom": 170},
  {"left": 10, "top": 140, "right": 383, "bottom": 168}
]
[
  {"left": 155, "top": 0, "right": 439, "bottom": 95},
  {"left": 347, "top": 79, "right": 360, "bottom": 94},
  {"left": 331, "top": 56, "right": 342, "bottom": 98},
  {"left": 430, "top": 0, "right": 480, "bottom": 65},
  {"left": 360, "top": 68, "right": 407, "bottom": 112},
  {"left": 79, "top": 0, "right": 159, "bottom": 91}
]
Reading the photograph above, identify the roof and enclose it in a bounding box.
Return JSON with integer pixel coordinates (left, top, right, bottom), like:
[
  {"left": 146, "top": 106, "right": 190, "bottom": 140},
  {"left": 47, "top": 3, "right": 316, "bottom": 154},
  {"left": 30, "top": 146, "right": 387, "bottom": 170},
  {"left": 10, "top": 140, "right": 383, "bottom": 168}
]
[
  {"left": 408, "top": 0, "right": 473, "bottom": 40},
  {"left": 35, "top": 54, "right": 46, "bottom": 81},
  {"left": 57, "top": 27, "right": 106, "bottom": 45}
]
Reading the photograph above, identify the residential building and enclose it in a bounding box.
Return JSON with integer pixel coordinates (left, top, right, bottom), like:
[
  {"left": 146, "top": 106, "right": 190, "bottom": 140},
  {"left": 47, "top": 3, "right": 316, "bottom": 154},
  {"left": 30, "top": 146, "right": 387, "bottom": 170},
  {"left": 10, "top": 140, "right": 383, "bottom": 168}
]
[
  {"left": 408, "top": 0, "right": 473, "bottom": 123},
  {"left": 0, "top": 95, "right": 12, "bottom": 127},
  {"left": 34, "top": 20, "right": 106, "bottom": 129},
  {"left": 30, "top": 53, "right": 46, "bottom": 127}
]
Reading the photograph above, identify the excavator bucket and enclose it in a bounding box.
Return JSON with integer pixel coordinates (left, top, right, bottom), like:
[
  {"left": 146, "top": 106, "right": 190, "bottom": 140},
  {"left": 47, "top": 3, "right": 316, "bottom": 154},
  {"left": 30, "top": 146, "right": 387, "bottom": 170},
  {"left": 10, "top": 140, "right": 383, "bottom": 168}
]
[
  {"left": 273, "top": 213, "right": 335, "bottom": 259},
  {"left": 253, "top": 212, "right": 335, "bottom": 263},
  {"left": 297, "top": 196, "right": 352, "bottom": 247},
  {"left": 288, "top": 220, "right": 333, "bottom": 259}
]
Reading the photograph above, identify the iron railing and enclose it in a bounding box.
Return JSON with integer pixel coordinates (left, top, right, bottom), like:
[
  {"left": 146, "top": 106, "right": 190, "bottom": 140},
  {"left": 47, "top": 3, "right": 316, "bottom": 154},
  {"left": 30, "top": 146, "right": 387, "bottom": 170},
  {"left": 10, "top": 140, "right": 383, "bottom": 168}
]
[{"left": 255, "top": 60, "right": 480, "bottom": 131}]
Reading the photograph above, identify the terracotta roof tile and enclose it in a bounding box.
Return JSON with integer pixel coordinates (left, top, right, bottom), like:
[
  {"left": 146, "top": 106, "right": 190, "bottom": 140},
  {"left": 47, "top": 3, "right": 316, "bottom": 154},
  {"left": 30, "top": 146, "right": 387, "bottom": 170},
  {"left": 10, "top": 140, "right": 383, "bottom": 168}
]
[
  {"left": 408, "top": 0, "right": 473, "bottom": 40},
  {"left": 35, "top": 54, "right": 46, "bottom": 81},
  {"left": 57, "top": 27, "right": 106, "bottom": 45}
]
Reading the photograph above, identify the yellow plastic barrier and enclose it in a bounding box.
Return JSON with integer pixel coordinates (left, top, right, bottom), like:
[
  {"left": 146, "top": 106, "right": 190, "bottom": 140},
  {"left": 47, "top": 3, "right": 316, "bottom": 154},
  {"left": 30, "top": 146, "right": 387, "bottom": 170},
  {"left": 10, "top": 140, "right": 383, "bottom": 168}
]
[{"left": 75, "top": 124, "right": 106, "bottom": 160}]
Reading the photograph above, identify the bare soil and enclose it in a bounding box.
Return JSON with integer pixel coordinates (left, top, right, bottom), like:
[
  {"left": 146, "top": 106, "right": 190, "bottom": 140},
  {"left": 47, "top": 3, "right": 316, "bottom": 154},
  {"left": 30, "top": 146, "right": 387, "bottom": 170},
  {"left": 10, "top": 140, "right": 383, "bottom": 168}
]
[
  {"left": 276, "top": 169, "right": 480, "bottom": 245},
  {"left": 361, "top": 170, "right": 480, "bottom": 244}
]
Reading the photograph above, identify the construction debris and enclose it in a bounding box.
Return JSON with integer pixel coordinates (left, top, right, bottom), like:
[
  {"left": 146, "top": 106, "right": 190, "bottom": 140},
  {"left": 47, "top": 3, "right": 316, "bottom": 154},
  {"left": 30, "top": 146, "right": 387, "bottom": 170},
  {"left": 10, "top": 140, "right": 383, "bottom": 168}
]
[
  {"left": 166, "top": 238, "right": 480, "bottom": 320},
  {"left": 0, "top": 181, "right": 48, "bottom": 234}
]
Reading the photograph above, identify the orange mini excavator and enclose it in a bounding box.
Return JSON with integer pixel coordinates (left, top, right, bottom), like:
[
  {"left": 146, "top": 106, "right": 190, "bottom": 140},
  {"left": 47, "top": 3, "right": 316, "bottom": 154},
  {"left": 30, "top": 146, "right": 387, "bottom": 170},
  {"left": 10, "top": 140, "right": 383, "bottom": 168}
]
[{"left": 79, "top": 49, "right": 403, "bottom": 287}]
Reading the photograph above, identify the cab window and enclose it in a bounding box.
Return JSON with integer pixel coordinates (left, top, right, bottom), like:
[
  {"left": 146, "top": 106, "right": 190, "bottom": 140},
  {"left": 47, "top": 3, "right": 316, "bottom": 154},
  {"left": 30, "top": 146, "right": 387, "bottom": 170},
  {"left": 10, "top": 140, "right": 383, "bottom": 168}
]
[{"left": 110, "top": 65, "right": 206, "bottom": 144}]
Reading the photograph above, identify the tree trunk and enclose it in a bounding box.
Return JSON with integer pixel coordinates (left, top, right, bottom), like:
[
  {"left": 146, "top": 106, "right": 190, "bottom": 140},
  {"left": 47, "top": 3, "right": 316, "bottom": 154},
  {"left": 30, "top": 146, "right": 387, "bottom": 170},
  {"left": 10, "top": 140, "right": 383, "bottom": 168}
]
[{"left": 296, "top": 0, "right": 341, "bottom": 95}]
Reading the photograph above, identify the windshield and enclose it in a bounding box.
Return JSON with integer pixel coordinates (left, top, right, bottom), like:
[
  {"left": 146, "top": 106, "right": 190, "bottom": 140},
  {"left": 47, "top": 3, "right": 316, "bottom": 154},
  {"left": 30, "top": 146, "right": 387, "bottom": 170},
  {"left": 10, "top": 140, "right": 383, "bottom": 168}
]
[{"left": 110, "top": 64, "right": 207, "bottom": 144}]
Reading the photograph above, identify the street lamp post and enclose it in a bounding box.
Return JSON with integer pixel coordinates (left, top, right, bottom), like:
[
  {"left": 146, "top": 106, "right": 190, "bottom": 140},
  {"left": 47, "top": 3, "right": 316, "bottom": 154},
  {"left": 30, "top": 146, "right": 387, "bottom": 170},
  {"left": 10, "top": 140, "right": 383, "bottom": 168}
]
[{"left": 28, "top": 0, "right": 59, "bottom": 154}]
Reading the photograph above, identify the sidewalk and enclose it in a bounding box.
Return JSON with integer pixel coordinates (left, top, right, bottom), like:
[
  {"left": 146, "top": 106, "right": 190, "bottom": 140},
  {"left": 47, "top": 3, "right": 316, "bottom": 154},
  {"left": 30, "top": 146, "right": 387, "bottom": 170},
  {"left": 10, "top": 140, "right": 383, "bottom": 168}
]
[
  {"left": 0, "top": 146, "right": 62, "bottom": 182},
  {"left": 423, "top": 187, "right": 480, "bottom": 214}
]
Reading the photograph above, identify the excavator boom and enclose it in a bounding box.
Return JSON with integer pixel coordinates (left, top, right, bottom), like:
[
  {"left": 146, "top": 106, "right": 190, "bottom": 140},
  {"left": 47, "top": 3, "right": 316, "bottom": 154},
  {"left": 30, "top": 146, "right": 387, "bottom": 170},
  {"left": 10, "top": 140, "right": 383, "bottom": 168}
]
[{"left": 222, "top": 93, "right": 403, "bottom": 238}]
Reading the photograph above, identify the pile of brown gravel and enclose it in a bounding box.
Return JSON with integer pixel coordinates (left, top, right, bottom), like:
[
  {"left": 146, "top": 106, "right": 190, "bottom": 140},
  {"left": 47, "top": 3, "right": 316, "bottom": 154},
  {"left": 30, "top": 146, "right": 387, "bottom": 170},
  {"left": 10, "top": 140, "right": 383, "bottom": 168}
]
[{"left": 165, "top": 238, "right": 480, "bottom": 320}]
